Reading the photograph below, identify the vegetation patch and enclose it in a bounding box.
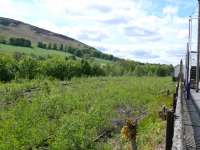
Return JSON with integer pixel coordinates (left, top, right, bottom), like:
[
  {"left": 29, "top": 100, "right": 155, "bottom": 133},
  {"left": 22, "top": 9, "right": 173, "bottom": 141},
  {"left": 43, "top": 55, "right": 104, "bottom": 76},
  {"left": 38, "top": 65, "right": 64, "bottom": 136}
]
[
  {"left": 0, "top": 77, "right": 174, "bottom": 149},
  {"left": 0, "top": 48, "right": 173, "bottom": 82}
]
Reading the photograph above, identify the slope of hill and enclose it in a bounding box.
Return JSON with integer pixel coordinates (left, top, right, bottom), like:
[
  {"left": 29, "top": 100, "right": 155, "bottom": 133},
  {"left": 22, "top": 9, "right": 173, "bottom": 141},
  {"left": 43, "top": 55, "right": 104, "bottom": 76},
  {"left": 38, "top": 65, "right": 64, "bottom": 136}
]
[
  {"left": 0, "top": 17, "right": 117, "bottom": 61},
  {"left": 0, "top": 44, "right": 113, "bottom": 65},
  {"left": 0, "top": 17, "right": 88, "bottom": 48}
]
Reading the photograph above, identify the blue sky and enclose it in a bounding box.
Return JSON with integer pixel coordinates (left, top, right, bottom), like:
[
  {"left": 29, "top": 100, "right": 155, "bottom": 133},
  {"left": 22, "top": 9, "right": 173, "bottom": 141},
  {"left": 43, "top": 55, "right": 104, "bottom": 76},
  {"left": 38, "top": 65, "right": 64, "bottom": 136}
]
[{"left": 0, "top": 0, "right": 198, "bottom": 64}]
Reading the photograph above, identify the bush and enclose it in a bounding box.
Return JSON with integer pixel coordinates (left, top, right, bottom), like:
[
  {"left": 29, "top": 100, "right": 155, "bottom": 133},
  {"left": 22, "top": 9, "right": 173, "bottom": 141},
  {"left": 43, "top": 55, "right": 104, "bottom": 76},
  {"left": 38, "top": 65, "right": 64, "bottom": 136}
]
[
  {"left": 91, "top": 64, "right": 105, "bottom": 76},
  {"left": 18, "top": 57, "right": 39, "bottom": 79},
  {"left": 41, "top": 58, "right": 76, "bottom": 80},
  {"left": 0, "top": 56, "right": 15, "bottom": 81},
  {"left": 80, "top": 60, "right": 91, "bottom": 76},
  {"left": 37, "top": 42, "right": 47, "bottom": 49}
]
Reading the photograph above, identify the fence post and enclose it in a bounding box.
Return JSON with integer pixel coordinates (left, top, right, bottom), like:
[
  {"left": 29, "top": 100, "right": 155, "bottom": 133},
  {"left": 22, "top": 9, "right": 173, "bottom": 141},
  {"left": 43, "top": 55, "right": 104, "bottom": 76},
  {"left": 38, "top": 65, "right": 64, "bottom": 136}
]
[{"left": 165, "top": 110, "right": 174, "bottom": 150}]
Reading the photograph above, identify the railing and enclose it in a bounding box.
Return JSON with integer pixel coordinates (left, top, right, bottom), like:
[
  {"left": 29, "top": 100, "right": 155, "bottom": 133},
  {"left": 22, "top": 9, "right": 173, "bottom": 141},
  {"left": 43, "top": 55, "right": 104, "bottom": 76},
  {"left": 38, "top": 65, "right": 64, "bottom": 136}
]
[
  {"left": 171, "top": 81, "right": 184, "bottom": 150},
  {"left": 166, "top": 60, "right": 184, "bottom": 150}
]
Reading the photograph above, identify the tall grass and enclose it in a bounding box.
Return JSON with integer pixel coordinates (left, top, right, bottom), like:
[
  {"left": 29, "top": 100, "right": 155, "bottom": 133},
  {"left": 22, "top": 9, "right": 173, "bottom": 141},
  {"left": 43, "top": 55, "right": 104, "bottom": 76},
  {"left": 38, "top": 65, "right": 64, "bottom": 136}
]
[{"left": 0, "top": 77, "right": 174, "bottom": 149}]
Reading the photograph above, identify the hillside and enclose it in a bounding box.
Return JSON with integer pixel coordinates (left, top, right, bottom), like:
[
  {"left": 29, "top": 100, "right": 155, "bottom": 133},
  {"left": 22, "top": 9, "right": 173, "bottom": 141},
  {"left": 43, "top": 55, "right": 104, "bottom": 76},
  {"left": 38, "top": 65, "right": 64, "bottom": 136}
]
[{"left": 0, "top": 17, "right": 117, "bottom": 61}]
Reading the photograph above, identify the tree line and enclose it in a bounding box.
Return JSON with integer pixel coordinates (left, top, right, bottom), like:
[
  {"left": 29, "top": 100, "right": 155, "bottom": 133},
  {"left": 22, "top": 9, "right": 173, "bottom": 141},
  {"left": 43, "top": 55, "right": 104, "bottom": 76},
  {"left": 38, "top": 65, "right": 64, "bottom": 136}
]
[
  {"left": 0, "top": 52, "right": 173, "bottom": 82},
  {"left": 37, "top": 41, "right": 118, "bottom": 61},
  {"left": 0, "top": 53, "right": 105, "bottom": 82},
  {"left": 0, "top": 37, "right": 31, "bottom": 47}
]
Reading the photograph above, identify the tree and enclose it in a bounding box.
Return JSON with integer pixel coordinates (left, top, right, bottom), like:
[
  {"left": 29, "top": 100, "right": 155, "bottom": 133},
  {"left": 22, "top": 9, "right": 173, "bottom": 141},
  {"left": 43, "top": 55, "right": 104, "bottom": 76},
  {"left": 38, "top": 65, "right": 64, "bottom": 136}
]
[
  {"left": 80, "top": 60, "right": 91, "bottom": 76},
  {"left": 43, "top": 43, "right": 47, "bottom": 49},
  {"left": 48, "top": 43, "right": 52, "bottom": 49},
  {"left": 9, "top": 38, "right": 31, "bottom": 47},
  {"left": 24, "top": 40, "right": 31, "bottom": 47},
  {"left": 53, "top": 43, "right": 58, "bottom": 50},
  {"left": 133, "top": 65, "right": 145, "bottom": 76},
  {"left": 67, "top": 47, "right": 74, "bottom": 53},
  {"left": 59, "top": 44, "right": 64, "bottom": 51},
  {"left": 41, "top": 58, "right": 77, "bottom": 80},
  {"left": 37, "top": 42, "right": 43, "bottom": 48},
  {"left": 91, "top": 64, "right": 105, "bottom": 76},
  {"left": 74, "top": 50, "right": 83, "bottom": 57},
  {"left": 9, "top": 38, "right": 16, "bottom": 45},
  {"left": 156, "top": 65, "right": 169, "bottom": 76},
  {"left": 38, "top": 42, "right": 47, "bottom": 49}
]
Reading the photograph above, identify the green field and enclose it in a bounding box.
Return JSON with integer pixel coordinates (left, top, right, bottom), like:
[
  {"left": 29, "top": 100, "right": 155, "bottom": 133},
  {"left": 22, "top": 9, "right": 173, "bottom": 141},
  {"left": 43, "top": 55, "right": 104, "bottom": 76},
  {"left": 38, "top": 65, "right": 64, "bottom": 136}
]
[
  {"left": 0, "top": 76, "right": 174, "bottom": 150},
  {"left": 0, "top": 44, "right": 70, "bottom": 57},
  {"left": 0, "top": 44, "right": 112, "bottom": 65}
]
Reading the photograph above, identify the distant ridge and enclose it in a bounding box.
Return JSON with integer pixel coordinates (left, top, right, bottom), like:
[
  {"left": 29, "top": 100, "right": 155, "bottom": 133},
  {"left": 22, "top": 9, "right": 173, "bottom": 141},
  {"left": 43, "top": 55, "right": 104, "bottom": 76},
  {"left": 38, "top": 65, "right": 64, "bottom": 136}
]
[{"left": 0, "top": 17, "right": 92, "bottom": 49}]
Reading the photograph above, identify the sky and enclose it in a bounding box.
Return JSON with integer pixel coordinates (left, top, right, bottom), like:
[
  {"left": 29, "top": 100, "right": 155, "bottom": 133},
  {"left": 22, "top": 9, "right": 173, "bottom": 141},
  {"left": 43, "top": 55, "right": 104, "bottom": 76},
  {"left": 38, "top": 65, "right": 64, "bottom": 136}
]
[{"left": 0, "top": 0, "right": 198, "bottom": 65}]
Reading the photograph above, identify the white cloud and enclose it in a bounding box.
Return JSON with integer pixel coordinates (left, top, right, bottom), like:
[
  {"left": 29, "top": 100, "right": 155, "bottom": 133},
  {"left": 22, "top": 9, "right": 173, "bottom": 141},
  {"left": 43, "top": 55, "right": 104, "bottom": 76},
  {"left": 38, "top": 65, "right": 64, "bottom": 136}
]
[
  {"left": 0, "top": 0, "right": 194, "bottom": 65},
  {"left": 163, "top": 6, "right": 178, "bottom": 15}
]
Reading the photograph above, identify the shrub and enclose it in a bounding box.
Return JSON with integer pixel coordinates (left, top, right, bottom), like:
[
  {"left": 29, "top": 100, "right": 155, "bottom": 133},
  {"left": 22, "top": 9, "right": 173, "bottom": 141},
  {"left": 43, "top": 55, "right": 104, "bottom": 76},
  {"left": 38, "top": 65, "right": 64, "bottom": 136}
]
[
  {"left": 91, "top": 64, "right": 105, "bottom": 76},
  {"left": 0, "top": 56, "right": 15, "bottom": 81},
  {"left": 80, "top": 60, "right": 91, "bottom": 76},
  {"left": 41, "top": 58, "right": 73, "bottom": 80},
  {"left": 18, "top": 57, "right": 39, "bottom": 79}
]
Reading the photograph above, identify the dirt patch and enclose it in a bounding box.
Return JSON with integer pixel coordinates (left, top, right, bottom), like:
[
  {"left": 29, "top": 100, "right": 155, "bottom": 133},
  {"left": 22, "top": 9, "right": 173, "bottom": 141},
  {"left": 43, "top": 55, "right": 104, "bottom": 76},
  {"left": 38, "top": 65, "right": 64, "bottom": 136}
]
[
  {"left": 94, "top": 104, "right": 147, "bottom": 143},
  {"left": 112, "top": 105, "right": 136, "bottom": 131}
]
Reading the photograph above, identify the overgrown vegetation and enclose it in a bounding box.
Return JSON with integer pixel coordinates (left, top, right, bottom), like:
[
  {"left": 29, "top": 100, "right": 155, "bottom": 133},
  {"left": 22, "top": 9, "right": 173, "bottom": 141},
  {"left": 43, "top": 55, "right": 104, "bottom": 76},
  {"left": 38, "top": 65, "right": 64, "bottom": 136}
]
[
  {"left": 0, "top": 53, "right": 105, "bottom": 81},
  {"left": 0, "top": 38, "right": 174, "bottom": 150},
  {"left": 0, "top": 77, "right": 174, "bottom": 150},
  {"left": 0, "top": 51, "right": 173, "bottom": 82}
]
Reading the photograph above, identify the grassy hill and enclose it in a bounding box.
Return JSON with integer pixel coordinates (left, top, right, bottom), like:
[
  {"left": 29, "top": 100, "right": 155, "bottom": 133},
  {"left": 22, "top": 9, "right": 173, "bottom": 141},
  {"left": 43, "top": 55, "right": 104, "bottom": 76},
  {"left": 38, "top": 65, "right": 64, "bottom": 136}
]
[
  {"left": 0, "top": 17, "right": 117, "bottom": 61},
  {"left": 0, "top": 44, "right": 112, "bottom": 65}
]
